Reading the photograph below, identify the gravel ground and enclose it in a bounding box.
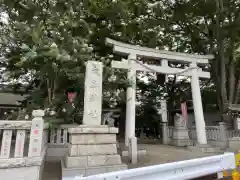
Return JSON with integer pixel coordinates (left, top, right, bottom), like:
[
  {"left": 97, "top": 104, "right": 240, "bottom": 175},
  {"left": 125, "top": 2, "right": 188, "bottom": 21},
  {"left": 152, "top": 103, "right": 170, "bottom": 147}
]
[{"left": 43, "top": 144, "right": 222, "bottom": 180}]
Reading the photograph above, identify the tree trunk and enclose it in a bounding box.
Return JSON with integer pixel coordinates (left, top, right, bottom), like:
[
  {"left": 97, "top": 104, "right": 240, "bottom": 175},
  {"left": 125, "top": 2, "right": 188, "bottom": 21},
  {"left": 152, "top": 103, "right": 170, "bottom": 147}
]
[
  {"left": 52, "top": 78, "right": 57, "bottom": 100},
  {"left": 16, "top": 107, "right": 21, "bottom": 120},
  {"left": 234, "top": 79, "right": 240, "bottom": 104},
  {"left": 166, "top": 76, "right": 177, "bottom": 126},
  {"left": 219, "top": 41, "right": 228, "bottom": 112},
  {"left": 46, "top": 78, "right": 52, "bottom": 105},
  {"left": 228, "top": 57, "right": 235, "bottom": 105},
  {"left": 215, "top": 0, "right": 228, "bottom": 118}
]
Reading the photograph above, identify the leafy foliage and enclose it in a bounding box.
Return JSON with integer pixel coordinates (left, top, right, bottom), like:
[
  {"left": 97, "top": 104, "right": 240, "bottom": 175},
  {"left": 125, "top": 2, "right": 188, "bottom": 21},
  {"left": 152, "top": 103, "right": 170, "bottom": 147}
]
[{"left": 2, "top": 0, "right": 240, "bottom": 127}]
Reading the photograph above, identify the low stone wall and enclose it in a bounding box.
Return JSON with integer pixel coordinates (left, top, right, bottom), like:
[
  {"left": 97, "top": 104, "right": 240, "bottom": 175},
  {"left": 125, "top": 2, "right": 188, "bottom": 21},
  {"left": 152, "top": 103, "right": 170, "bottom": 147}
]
[
  {"left": 46, "top": 144, "right": 68, "bottom": 161},
  {"left": 0, "top": 166, "right": 41, "bottom": 180},
  {"left": 0, "top": 110, "right": 47, "bottom": 180},
  {"left": 0, "top": 149, "right": 46, "bottom": 180},
  {"left": 167, "top": 123, "right": 229, "bottom": 148},
  {"left": 229, "top": 137, "right": 240, "bottom": 151}
]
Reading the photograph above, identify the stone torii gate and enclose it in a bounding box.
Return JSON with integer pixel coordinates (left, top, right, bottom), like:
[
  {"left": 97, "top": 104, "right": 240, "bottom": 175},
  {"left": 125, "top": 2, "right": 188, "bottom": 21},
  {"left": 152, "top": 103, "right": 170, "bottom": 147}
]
[{"left": 106, "top": 38, "right": 214, "bottom": 147}]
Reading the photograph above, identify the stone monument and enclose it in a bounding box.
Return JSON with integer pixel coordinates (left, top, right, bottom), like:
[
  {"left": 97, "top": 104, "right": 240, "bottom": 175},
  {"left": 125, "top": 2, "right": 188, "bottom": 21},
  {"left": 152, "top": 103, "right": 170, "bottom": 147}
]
[
  {"left": 62, "top": 61, "right": 127, "bottom": 178},
  {"left": 172, "top": 113, "right": 192, "bottom": 147}
]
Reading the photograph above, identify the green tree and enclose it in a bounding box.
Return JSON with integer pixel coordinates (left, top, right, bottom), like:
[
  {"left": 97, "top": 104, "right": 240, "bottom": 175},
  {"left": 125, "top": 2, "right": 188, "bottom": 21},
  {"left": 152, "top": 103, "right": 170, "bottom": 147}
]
[{"left": 1, "top": 0, "right": 94, "bottom": 122}]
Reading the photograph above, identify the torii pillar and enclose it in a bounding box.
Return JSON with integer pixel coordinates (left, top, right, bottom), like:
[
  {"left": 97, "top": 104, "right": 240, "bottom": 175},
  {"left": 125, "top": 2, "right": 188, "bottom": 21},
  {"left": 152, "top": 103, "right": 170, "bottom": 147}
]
[
  {"left": 125, "top": 54, "right": 137, "bottom": 146},
  {"left": 190, "top": 63, "right": 207, "bottom": 144}
]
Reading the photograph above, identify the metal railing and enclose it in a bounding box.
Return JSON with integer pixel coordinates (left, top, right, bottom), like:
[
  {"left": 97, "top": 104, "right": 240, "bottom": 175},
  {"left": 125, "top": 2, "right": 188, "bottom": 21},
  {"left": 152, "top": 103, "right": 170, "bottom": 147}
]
[{"left": 69, "top": 153, "right": 235, "bottom": 180}]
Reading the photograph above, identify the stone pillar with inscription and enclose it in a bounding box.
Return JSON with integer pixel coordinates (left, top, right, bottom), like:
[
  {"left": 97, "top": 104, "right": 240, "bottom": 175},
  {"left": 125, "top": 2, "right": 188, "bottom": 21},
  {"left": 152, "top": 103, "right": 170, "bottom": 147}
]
[
  {"left": 82, "top": 61, "right": 103, "bottom": 125},
  {"left": 62, "top": 61, "right": 127, "bottom": 178}
]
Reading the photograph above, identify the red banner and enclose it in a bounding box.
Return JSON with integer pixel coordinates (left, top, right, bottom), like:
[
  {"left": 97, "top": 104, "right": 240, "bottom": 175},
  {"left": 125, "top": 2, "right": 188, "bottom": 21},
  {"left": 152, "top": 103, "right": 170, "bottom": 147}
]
[
  {"left": 181, "top": 101, "right": 188, "bottom": 127},
  {"left": 67, "top": 92, "right": 77, "bottom": 103}
]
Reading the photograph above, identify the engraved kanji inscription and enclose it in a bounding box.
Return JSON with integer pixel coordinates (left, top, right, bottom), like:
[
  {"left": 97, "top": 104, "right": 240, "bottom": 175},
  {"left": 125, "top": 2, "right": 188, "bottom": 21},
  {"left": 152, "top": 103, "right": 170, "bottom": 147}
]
[
  {"left": 90, "top": 80, "right": 100, "bottom": 88},
  {"left": 92, "top": 64, "right": 100, "bottom": 76},
  {"left": 88, "top": 87, "right": 98, "bottom": 102},
  {"left": 89, "top": 94, "right": 98, "bottom": 102},
  {"left": 88, "top": 110, "right": 98, "bottom": 118}
]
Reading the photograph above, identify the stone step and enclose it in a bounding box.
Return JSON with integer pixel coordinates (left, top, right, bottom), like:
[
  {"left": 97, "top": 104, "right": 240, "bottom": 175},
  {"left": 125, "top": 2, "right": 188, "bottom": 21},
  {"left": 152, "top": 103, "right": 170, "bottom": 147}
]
[
  {"left": 69, "top": 144, "right": 118, "bottom": 156},
  {"left": 69, "top": 133, "right": 117, "bottom": 145},
  {"left": 117, "top": 144, "right": 147, "bottom": 157},
  {"left": 187, "top": 144, "right": 224, "bottom": 153},
  {"left": 61, "top": 160, "right": 127, "bottom": 178},
  {"left": 121, "top": 149, "right": 147, "bottom": 157},
  {"left": 65, "top": 154, "right": 122, "bottom": 168}
]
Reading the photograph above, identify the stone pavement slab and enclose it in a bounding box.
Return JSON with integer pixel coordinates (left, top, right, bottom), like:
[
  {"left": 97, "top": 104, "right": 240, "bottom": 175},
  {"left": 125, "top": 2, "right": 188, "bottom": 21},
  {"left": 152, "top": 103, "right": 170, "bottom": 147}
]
[
  {"left": 126, "top": 144, "right": 218, "bottom": 169},
  {"left": 43, "top": 162, "right": 61, "bottom": 180}
]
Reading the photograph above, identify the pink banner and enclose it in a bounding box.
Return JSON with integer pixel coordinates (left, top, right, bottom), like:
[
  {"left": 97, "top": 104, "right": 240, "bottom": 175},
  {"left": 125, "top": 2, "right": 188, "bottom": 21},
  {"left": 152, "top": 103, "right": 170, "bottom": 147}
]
[
  {"left": 181, "top": 102, "right": 188, "bottom": 127},
  {"left": 67, "top": 92, "right": 77, "bottom": 103}
]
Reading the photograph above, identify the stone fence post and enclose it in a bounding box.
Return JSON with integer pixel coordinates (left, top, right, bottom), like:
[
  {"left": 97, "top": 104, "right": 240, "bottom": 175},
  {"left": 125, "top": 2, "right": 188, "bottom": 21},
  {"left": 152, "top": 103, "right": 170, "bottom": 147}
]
[
  {"left": 28, "top": 110, "right": 45, "bottom": 157},
  {"left": 129, "top": 136, "right": 137, "bottom": 164},
  {"left": 219, "top": 122, "right": 229, "bottom": 148},
  {"left": 162, "top": 122, "right": 168, "bottom": 145}
]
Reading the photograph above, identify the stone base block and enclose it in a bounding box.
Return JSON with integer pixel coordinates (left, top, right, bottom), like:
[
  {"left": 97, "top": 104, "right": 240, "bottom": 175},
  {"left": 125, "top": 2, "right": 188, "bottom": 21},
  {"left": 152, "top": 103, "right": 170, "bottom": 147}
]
[
  {"left": 68, "top": 125, "right": 118, "bottom": 134},
  {"left": 46, "top": 144, "right": 68, "bottom": 161},
  {"left": 68, "top": 144, "right": 117, "bottom": 156},
  {"left": 0, "top": 153, "right": 46, "bottom": 180},
  {"left": 65, "top": 154, "right": 122, "bottom": 168},
  {"left": 172, "top": 127, "right": 192, "bottom": 147},
  {"left": 187, "top": 144, "right": 223, "bottom": 153},
  {"left": 69, "top": 134, "right": 117, "bottom": 145},
  {"left": 229, "top": 137, "right": 240, "bottom": 151},
  {"left": 0, "top": 166, "right": 41, "bottom": 180},
  {"left": 61, "top": 159, "right": 127, "bottom": 178},
  {"left": 172, "top": 127, "right": 190, "bottom": 139},
  {"left": 171, "top": 139, "right": 193, "bottom": 147},
  {"left": 121, "top": 149, "right": 147, "bottom": 157}
]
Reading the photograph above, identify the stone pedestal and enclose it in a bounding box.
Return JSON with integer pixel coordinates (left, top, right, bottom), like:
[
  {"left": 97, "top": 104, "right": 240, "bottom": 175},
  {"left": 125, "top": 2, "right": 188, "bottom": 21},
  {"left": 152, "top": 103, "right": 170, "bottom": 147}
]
[
  {"left": 172, "top": 114, "right": 192, "bottom": 147},
  {"left": 62, "top": 125, "right": 127, "bottom": 178},
  {"left": 172, "top": 126, "right": 192, "bottom": 147}
]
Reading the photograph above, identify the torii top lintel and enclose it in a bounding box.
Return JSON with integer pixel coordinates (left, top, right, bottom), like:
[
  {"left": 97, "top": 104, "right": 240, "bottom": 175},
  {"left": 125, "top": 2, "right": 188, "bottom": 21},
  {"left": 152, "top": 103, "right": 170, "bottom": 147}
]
[{"left": 105, "top": 38, "right": 214, "bottom": 64}]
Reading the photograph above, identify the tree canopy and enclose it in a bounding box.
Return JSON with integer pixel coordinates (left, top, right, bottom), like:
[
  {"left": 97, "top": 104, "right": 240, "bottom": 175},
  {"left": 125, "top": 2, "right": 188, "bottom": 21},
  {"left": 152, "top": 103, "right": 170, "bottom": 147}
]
[{"left": 1, "top": 0, "right": 240, "bottom": 127}]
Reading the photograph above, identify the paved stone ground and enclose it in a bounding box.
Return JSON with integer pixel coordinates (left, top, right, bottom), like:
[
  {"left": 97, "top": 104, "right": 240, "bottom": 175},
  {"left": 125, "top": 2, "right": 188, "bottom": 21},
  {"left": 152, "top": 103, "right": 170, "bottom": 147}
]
[
  {"left": 43, "top": 162, "right": 62, "bottom": 180},
  {"left": 126, "top": 144, "right": 217, "bottom": 169},
  {"left": 43, "top": 144, "right": 219, "bottom": 180}
]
